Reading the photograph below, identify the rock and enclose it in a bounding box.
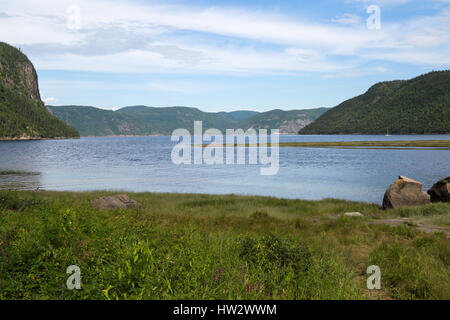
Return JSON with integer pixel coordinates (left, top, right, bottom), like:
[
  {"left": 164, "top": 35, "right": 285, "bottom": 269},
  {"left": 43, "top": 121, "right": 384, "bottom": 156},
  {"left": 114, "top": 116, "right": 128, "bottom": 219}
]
[
  {"left": 90, "top": 194, "right": 140, "bottom": 210},
  {"left": 427, "top": 177, "right": 450, "bottom": 203},
  {"left": 382, "top": 176, "right": 431, "bottom": 209},
  {"left": 344, "top": 212, "right": 363, "bottom": 217}
]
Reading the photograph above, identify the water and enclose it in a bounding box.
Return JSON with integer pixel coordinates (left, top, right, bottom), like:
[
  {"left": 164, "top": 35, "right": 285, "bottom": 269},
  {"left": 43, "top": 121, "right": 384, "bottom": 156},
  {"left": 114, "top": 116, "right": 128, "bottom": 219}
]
[{"left": 0, "top": 135, "right": 449, "bottom": 204}]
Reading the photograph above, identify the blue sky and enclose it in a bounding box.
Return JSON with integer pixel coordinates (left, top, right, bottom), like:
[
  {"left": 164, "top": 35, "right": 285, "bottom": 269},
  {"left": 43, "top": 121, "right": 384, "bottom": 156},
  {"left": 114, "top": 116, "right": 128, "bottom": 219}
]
[{"left": 0, "top": 0, "right": 449, "bottom": 112}]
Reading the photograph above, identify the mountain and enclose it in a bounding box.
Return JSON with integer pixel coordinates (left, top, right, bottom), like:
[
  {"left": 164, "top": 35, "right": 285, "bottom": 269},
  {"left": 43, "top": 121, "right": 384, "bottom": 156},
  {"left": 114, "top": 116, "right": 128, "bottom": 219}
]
[
  {"left": 48, "top": 105, "right": 238, "bottom": 136},
  {"left": 238, "top": 108, "right": 330, "bottom": 134},
  {"left": 47, "top": 105, "right": 150, "bottom": 136},
  {"left": 0, "top": 42, "right": 79, "bottom": 139},
  {"left": 218, "top": 110, "right": 259, "bottom": 122},
  {"left": 49, "top": 105, "right": 327, "bottom": 136},
  {"left": 299, "top": 71, "right": 450, "bottom": 135},
  {"left": 117, "top": 106, "right": 236, "bottom": 134}
]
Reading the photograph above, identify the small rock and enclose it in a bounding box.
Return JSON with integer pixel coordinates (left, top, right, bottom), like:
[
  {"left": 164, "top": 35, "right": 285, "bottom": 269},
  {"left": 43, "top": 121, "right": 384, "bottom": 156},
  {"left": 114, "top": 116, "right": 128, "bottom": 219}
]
[
  {"left": 382, "top": 176, "right": 431, "bottom": 209},
  {"left": 90, "top": 194, "right": 140, "bottom": 210},
  {"left": 427, "top": 177, "right": 450, "bottom": 203},
  {"left": 344, "top": 212, "right": 363, "bottom": 217}
]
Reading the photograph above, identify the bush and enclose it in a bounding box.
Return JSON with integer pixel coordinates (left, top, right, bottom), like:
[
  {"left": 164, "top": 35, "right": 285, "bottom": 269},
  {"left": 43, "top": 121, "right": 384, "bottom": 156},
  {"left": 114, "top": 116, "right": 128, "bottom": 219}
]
[{"left": 369, "top": 241, "right": 450, "bottom": 299}]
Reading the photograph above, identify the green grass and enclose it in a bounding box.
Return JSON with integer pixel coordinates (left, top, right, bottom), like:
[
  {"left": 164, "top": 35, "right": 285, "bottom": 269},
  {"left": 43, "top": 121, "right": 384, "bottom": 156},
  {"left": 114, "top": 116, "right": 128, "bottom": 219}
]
[
  {"left": 0, "top": 191, "right": 448, "bottom": 300},
  {"left": 203, "top": 140, "right": 450, "bottom": 149},
  {"left": 276, "top": 140, "right": 450, "bottom": 149}
]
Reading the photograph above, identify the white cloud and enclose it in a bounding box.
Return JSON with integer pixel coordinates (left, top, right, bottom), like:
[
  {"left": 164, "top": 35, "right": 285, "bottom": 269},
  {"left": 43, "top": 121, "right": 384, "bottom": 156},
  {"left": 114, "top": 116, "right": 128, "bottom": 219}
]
[
  {"left": 42, "top": 97, "right": 58, "bottom": 104},
  {"left": 332, "top": 13, "right": 362, "bottom": 24},
  {"left": 0, "top": 0, "right": 448, "bottom": 75},
  {"left": 322, "top": 69, "right": 365, "bottom": 79}
]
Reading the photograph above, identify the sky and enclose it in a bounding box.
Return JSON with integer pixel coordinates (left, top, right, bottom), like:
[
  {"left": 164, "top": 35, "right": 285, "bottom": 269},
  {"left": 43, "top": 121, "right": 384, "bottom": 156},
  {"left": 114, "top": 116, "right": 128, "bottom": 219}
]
[{"left": 0, "top": 0, "right": 449, "bottom": 112}]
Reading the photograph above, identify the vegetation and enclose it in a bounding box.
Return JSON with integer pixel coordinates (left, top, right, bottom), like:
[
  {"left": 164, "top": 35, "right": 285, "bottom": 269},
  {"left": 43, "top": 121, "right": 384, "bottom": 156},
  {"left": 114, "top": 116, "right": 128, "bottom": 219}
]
[
  {"left": 218, "top": 110, "right": 259, "bottom": 122},
  {"left": 238, "top": 108, "right": 329, "bottom": 134},
  {"left": 47, "top": 105, "right": 151, "bottom": 137},
  {"left": 299, "top": 71, "right": 450, "bottom": 135},
  {"left": 117, "top": 105, "right": 237, "bottom": 134},
  {"left": 0, "top": 190, "right": 448, "bottom": 300},
  {"left": 48, "top": 105, "right": 329, "bottom": 136},
  {"left": 202, "top": 140, "right": 450, "bottom": 149},
  {"left": 0, "top": 42, "right": 79, "bottom": 139}
]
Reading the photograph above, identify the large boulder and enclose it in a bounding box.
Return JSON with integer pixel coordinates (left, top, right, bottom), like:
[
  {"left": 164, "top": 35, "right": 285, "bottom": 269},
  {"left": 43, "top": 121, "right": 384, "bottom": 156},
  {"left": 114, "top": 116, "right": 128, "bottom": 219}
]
[
  {"left": 90, "top": 194, "right": 140, "bottom": 210},
  {"left": 382, "top": 176, "right": 431, "bottom": 209},
  {"left": 427, "top": 177, "right": 450, "bottom": 203}
]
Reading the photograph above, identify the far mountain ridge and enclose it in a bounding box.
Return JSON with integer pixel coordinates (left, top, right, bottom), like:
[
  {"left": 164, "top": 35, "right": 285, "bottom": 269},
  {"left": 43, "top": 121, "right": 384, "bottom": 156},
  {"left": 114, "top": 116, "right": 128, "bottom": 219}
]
[{"left": 48, "top": 105, "right": 329, "bottom": 136}]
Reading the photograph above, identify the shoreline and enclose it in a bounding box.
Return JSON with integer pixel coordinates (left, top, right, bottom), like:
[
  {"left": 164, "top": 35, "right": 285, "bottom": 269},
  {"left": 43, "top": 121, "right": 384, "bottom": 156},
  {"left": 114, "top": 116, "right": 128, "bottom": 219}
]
[
  {"left": 0, "top": 187, "right": 381, "bottom": 205},
  {"left": 0, "top": 136, "right": 80, "bottom": 141},
  {"left": 201, "top": 140, "right": 450, "bottom": 149},
  {"left": 2, "top": 134, "right": 449, "bottom": 140}
]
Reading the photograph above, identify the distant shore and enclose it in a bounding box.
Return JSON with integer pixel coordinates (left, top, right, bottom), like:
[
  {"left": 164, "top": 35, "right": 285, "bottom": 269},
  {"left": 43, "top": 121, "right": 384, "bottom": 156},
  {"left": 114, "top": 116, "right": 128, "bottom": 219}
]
[
  {"left": 202, "top": 140, "right": 450, "bottom": 149},
  {"left": 0, "top": 136, "right": 80, "bottom": 141}
]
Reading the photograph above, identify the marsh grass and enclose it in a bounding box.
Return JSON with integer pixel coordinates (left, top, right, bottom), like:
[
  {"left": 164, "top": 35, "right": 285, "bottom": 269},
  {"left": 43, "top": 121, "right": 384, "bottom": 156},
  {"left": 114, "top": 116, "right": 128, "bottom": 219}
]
[
  {"left": 0, "top": 190, "right": 448, "bottom": 300},
  {"left": 204, "top": 140, "right": 450, "bottom": 149}
]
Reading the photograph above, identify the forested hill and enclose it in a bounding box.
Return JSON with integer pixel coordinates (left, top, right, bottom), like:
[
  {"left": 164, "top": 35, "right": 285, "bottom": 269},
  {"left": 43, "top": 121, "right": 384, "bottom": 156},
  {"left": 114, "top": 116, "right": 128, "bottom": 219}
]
[
  {"left": 239, "top": 108, "right": 329, "bottom": 134},
  {"left": 299, "top": 71, "right": 450, "bottom": 134},
  {"left": 48, "top": 105, "right": 328, "bottom": 136},
  {"left": 0, "top": 42, "right": 79, "bottom": 139}
]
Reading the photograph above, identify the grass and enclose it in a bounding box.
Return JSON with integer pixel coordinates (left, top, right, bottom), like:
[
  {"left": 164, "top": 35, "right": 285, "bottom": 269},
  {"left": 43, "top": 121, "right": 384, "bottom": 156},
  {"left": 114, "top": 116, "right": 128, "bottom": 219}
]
[
  {"left": 0, "top": 190, "right": 449, "bottom": 300},
  {"left": 201, "top": 140, "right": 450, "bottom": 149}
]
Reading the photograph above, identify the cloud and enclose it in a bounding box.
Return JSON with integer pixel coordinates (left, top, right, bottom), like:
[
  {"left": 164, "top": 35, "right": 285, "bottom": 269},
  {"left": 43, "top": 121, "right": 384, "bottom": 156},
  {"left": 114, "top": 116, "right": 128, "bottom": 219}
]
[
  {"left": 332, "top": 13, "right": 362, "bottom": 24},
  {"left": 0, "top": 12, "right": 14, "bottom": 18},
  {"left": 42, "top": 97, "right": 58, "bottom": 104},
  {"left": 322, "top": 69, "right": 365, "bottom": 79},
  {"left": 345, "top": 0, "right": 414, "bottom": 6},
  {"left": 0, "top": 0, "right": 448, "bottom": 76}
]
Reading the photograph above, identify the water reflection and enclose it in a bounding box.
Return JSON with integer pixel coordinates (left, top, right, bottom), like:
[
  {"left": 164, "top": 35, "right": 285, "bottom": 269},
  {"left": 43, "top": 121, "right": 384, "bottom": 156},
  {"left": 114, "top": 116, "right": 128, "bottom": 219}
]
[{"left": 0, "top": 135, "right": 449, "bottom": 203}]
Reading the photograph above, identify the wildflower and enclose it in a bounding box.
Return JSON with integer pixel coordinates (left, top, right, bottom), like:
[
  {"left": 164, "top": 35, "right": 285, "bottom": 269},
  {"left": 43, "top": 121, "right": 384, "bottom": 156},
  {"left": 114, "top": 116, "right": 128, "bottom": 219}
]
[
  {"left": 218, "top": 268, "right": 223, "bottom": 275},
  {"left": 215, "top": 276, "right": 219, "bottom": 283}
]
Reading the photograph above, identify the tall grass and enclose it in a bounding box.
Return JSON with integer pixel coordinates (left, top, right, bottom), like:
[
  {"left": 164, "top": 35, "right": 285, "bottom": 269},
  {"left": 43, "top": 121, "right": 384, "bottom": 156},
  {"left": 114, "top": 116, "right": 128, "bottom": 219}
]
[{"left": 0, "top": 191, "right": 448, "bottom": 300}]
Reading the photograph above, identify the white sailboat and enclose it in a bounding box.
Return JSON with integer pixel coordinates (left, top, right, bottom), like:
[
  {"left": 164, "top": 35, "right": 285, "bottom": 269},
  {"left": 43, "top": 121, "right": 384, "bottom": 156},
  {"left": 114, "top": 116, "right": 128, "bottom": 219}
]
[{"left": 385, "top": 128, "right": 391, "bottom": 136}]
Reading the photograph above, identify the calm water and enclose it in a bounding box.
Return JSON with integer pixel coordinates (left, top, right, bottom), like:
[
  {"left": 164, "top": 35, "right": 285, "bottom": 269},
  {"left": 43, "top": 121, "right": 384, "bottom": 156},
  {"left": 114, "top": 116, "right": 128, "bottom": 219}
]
[{"left": 0, "top": 135, "right": 449, "bottom": 204}]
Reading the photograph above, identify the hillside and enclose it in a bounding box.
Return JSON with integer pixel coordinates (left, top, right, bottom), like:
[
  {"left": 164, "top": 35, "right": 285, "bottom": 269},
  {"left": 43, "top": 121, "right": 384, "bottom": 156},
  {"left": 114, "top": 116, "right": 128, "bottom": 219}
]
[
  {"left": 299, "top": 71, "right": 450, "bottom": 134},
  {"left": 117, "top": 106, "right": 236, "bottom": 134},
  {"left": 238, "top": 108, "right": 330, "bottom": 134},
  {"left": 0, "top": 42, "right": 79, "bottom": 139},
  {"left": 47, "top": 105, "right": 150, "bottom": 136},
  {"left": 218, "top": 110, "right": 259, "bottom": 122},
  {"left": 49, "top": 105, "right": 328, "bottom": 136}
]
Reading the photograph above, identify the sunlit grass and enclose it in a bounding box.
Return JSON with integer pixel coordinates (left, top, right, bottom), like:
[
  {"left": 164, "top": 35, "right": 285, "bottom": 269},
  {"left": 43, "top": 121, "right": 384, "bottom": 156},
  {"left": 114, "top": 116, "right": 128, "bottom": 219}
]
[
  {"left": 201, "top": 140, "right": 450, "bottom": 149},
  {"left": 0, "top": 190, "right": 448, "bottom": 300}
]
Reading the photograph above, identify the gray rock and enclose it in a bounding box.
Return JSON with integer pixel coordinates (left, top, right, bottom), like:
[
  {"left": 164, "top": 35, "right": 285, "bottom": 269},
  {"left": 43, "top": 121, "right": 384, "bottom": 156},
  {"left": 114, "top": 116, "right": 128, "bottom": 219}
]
[
  {"left": 427, "top": 177, "right": 450, "bottom": 203},
  {"left": 382, "top": 176, "right": 431, "bottom": 209},
  {"left": 344, "top": 212, "right": 363, "bottom": 217},
  {"left": 90, "top": 194, "right": 140, "bottom": 210}
]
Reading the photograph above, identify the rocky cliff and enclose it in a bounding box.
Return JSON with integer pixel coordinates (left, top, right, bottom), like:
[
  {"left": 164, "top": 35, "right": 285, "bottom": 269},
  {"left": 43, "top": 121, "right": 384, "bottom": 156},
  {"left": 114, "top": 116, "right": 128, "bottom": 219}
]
[{"left": 0, "top": 42, "right": 79, "bottom": 139}]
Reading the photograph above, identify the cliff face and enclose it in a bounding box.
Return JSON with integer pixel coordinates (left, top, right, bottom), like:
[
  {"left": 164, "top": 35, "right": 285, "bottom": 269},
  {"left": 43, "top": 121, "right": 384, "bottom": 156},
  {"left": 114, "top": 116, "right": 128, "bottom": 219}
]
[
  {"left": 0, "top": 42, "right": 79, "bottom": 139},
  {"left": 23, "top": 61, "right": 41, "bottom": 101},
  {"left": 0, "top": 42, "right": 40, "bottom": 100}
]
